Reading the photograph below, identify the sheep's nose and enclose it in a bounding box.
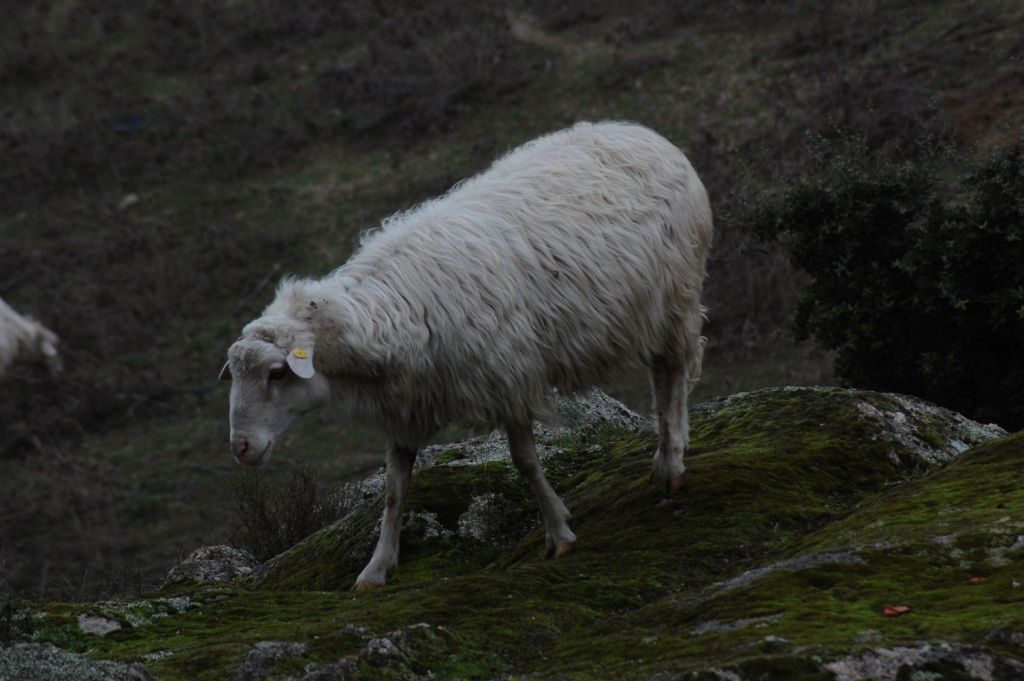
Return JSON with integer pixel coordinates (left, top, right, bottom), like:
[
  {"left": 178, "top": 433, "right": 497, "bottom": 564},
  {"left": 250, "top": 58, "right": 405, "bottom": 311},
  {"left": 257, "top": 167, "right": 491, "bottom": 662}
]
[{"left": 231, "top": 438, "right": 249, "bottom": 459}]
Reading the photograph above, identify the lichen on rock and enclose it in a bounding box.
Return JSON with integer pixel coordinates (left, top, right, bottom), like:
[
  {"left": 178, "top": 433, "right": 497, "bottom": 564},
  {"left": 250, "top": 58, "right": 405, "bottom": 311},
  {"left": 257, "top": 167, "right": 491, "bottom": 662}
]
[
  {"left": 824, "top": 642, "right": 1024, "bottom": 681},
  {"left": 164, "top": 545, "right": 260, "bottom": 586},
  {"left": 853, "top": 391, "right": 1006, "bottom": 466},
  {"left": 79, "top": 595, "right": 199, "bottom": 630},
  {"left": 231, "top": 640, "right": 308, "bottom": 681},
  {"left": 77, "top": 614, "right": 122, "bottom": 637},
  {"left": 0, "top": 642, "right": 155, "bottom": 681}
]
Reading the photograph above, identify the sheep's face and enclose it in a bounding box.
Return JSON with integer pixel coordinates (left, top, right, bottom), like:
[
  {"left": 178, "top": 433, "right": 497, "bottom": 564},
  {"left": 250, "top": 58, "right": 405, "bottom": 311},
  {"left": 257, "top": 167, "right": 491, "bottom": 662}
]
[{"left": 221, "top": 335, "right": 329, "bottom": 467}]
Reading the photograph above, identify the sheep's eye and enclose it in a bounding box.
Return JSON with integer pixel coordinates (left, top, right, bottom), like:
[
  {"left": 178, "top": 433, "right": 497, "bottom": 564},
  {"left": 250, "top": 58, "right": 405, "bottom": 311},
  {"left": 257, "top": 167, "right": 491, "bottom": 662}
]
[{"left": 268, "top": 367, "right": 288, "bottom": 382}]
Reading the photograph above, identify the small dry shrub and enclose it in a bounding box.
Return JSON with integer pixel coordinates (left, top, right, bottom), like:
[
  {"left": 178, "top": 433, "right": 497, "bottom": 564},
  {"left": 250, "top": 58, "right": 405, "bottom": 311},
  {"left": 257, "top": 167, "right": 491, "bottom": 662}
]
[{"left": 230, "top": 465, "right": 348, "bottom": 562}]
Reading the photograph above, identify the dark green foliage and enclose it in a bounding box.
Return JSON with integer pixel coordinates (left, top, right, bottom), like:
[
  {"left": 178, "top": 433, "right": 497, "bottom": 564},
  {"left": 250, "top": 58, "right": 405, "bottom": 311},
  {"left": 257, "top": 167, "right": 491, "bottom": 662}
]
[
  {"left": 745, "top": 135, "right": 1024, "bottom": 428},
  {"left": 230, "top": 464, "right": 342, "bottom": 562},
  {"left": 0, "top": 599, "right": 32, "bottom": 643}
]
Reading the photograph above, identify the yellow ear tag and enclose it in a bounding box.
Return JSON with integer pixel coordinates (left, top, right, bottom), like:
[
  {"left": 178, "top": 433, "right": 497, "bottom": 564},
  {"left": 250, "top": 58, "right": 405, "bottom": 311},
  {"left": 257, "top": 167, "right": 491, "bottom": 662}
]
[{"left": 287, "top": 347, "right": 315, "bottom": 379}]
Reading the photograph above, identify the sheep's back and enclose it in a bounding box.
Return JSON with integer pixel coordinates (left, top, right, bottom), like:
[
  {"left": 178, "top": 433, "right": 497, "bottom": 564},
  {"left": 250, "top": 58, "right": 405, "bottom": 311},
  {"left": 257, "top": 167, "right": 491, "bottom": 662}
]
[{"left": 344, "top": 122, "right": 711, "bottom": 424}]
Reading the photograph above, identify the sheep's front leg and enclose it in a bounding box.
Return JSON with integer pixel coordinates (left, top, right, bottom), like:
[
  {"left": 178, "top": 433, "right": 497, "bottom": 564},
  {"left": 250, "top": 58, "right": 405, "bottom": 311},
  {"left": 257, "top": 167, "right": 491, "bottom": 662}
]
[
  {"left": 353, "top": 443, "right": 417, "bottom": 590},
  {"left": 507, "top": 424, "right": 576, "bottom": 558}
]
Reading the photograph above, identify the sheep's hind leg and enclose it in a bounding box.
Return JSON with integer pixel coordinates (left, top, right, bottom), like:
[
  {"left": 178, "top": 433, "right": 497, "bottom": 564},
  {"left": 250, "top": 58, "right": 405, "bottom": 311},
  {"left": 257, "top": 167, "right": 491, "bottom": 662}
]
[
  {"left": 650, "top": 357, "right": 692, "bottom": 496},
  {"left": 507, "top": 424, "right": 576, "bottom": 559},
  {"left": 353, "top": 442, "right": 417, "bottom": 591}
]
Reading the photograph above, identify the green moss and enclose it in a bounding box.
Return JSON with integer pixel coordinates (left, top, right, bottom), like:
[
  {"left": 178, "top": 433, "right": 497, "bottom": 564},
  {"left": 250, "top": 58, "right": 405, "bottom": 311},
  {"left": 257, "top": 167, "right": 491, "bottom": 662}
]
[
  {"left": 32, "top": 623, "right": 91, "bottom": 654},
  {"left": 434, "top": 448, "right": 467, "bottom": 465},
  {"left": 798, "top": 432, "right": 1024, "bottom": 552},
  {"left": 20, "top": 389, "right": 1023, "bottom": 679}
]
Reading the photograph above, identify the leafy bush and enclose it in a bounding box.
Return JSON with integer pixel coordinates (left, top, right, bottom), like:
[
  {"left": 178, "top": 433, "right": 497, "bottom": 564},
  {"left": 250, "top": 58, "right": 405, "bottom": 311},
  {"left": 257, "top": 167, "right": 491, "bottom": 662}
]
[{"left": 743, "top": 134, "right": 1024, "bottom": 428}]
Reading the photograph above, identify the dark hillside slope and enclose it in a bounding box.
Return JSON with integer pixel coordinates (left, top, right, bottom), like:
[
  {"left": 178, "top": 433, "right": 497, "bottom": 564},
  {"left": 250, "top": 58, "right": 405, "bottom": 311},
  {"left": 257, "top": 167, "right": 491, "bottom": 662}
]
[{"left": 1, "top": 0, "right": 1021, "bottom": 599}]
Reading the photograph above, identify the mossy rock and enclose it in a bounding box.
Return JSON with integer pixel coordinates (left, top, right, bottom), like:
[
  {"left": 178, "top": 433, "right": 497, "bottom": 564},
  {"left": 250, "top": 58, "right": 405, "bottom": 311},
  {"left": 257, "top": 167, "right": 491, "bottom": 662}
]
[{"left": 5, "top": 387, "right": 1022, "bottom": 680}]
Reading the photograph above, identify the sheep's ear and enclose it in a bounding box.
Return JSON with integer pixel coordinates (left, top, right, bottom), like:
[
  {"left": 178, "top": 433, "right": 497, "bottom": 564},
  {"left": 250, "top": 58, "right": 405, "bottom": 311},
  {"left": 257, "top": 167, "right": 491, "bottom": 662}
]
[
  {"left": 218, "top": 362, "right": 232, "bottom": 381},
  {"left": 287, "top": 347, "right": 315, "bottom": 379}
]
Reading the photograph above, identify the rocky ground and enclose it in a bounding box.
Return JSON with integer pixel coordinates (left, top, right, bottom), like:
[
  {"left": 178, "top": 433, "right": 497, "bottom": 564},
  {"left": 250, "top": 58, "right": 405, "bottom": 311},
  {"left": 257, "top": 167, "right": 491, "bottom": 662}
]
[{"left": 2, "top": 388, "right": 1022, "bottom": 680}]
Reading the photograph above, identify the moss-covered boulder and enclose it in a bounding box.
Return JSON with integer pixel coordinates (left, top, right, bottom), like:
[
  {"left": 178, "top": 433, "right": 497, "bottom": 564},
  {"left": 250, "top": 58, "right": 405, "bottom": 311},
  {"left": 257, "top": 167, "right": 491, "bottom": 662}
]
[{"left": 4, "top": 387, "right": 1022, "bottom": 680}]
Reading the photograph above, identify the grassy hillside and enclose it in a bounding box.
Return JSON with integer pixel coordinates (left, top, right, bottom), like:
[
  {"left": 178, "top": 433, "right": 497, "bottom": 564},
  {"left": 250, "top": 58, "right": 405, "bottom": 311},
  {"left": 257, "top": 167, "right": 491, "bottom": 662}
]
[{"left": 1, "top": 0, "right": 1022, "bottom": 599}]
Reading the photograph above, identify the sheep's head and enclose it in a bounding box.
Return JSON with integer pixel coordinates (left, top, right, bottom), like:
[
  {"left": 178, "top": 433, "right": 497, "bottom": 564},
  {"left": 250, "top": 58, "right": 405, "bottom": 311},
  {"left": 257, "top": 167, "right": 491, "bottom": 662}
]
[{"left": 219, "top": 316, "right": 330, "bottom": 466}]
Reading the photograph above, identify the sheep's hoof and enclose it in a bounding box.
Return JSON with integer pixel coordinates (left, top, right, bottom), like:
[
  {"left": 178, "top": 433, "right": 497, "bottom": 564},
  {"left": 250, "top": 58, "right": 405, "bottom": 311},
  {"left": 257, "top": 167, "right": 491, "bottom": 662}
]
[
  {"left": 352, "top": 579, "right": 384, "bottom": 592},
  {"left": 545, "top": 540, "right": 575, "bottom": 560},
  {"left": 649, "top": 470, "right": 686, "bottom": 496}
]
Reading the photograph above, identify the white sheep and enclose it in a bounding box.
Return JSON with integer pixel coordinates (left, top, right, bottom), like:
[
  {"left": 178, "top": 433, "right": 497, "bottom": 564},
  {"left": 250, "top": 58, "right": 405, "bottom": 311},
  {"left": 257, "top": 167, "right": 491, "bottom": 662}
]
[
  {"left": 220, "top": 121, "right": 713, "bottom": 589},
  {"left": 0, "top": 296, "right": 61, "bottom": 379}
]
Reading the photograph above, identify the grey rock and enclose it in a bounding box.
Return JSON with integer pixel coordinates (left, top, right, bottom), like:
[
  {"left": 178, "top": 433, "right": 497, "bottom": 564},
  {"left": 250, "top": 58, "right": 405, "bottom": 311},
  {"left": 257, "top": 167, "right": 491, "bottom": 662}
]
[
  {"left": 694, "top": 387, "right": 1006, "bottom": 468},
  {"left": 456, "top": 491, "right": 539, "bottom": 548},
  {"left": 77, "top": 613, "right": 122, "bottom": 636},
  {"left": 339, "top": 623, "right": 369, "bottom": 635},
  {"left": 232, "top": 640, "right": 309, "bottom": 681},
  {"left": 549, "top": 387, "right": 652, "bottom": 433},
  {"left": 365, "top": 636, "right": 401, "bottom": 659},
  {"left": 691, "top": 613, "right": 783, "bottom": 636},
  {"left": 760, "top": 635, "right": 789, "bottom": 652},
  {"left": 296, "top": 623, "right": 438, "bottom": 680},
  {"left": 705, "top": 672, "right": 742, "bottom": 681},
  {"left": 986, "top": 628, "right": 1024, "bottom": 649},
  {"left": 404, "top": 510, "right": 452, "bottom": 541},
  {"left": 0, "top": 643, "right": 154, "bottom": 681},
  {"left": 293, "top": 657, "right": 357, "bottom": 680},
  {"left": 82, "top": 596, "right": 197, "bottom": 629},
  {"left": 667, "top": 670, "right": 741, "bottom": 681},
  {"left": 141, "top": 650, "right": 174, "bottom": 663},
  {"left": 716, "top": 550, "right": 864, "bottom": 593},
  {"left": 853, "top": 629, "right": 885, "bottom": 644},
  {"left": 825, "top": 641, "right": 1024, "bottom": 681},
  {"left": 355, "top": 389, "right": 650, "bottom": 499},
  {"left": 165, "top": 544, "right": 259, "bottom": 585},
  {"left": 852, "top": 392, "right": 1006, "bottom": 466}
]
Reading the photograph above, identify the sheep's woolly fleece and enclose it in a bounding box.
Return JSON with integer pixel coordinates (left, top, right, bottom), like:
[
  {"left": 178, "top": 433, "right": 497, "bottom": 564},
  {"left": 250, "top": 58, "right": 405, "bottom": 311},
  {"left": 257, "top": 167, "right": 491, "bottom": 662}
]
[
  {"left": 0, "top": 295, "right": 59, "bottom": 378},
  {"left": 249, "top": 121, "right": 712, "bottom": 441}
]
